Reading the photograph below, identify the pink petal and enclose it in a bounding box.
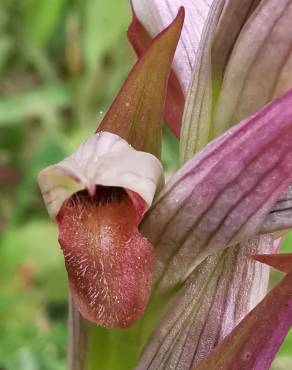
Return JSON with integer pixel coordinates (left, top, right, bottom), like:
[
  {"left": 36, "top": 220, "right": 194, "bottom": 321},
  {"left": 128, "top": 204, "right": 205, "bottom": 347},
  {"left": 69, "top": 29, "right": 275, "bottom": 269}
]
[
  {"left": 131, "top": 0, "right": 212, "bottom": 96},
  {"left": 193, "top": 270, "right": 292, "bottom": 370},
  {"left": 135, "top": 235, "right": 273, "bottom": 370},
  {"left": 215, "top": 0, "right": 292, "bottom": 136},
  {"left": 181, "top": 0, "right": 291, "bottom": 159},
  {"left": 142, "top": 89, "right": 292, "bottom": 291}
]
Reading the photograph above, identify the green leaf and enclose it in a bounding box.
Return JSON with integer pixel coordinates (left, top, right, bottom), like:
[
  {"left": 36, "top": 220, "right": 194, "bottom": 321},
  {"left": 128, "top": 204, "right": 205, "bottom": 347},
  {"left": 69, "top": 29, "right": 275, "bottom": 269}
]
[
  {"left": 23, "top": 0, "right": 66, "bottom": 46},
  {"left": 0, "top": 221, "right": 67, "bottom": 301},
  {"left": 11, "top": 133, "right": 65, "bottom": 224},
  {"left": 82, "top": 0, "right": 130, "bottom": 71},
  {"left": 0, "top": 36, "right": 13, "bottom": 74},
  {"left": 0, "top": 84, "right": 70, "bottom": 126}
]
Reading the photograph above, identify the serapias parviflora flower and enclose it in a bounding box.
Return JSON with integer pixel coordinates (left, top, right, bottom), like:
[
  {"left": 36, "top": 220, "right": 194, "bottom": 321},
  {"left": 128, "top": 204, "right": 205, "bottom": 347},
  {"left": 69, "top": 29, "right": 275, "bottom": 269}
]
[
  {"left": 38, "top": 131, "right": 164, "bottom": 328},
  {"left": 37, "top": 8, "right": 184, "bottom": 329},
  {"left": 37, "top": 2, "right": 292, "bottom": 369}
]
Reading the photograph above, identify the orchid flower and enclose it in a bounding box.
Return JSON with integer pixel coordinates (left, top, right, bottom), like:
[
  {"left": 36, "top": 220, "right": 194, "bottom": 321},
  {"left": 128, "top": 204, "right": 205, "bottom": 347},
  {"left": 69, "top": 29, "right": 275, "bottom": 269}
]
[
  {"left": 38, "top": 10, "right": 184, "bottom": 328},
  {"left": 38, "top": 1, "right": 292, "bottom": 370}
]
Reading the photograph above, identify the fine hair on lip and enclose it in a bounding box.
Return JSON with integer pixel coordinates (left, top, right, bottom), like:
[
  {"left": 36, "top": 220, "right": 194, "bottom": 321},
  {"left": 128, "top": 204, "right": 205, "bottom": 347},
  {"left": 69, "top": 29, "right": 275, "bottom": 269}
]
[{"left": 56, "top": 183, "right": 154, "bottom": 327}]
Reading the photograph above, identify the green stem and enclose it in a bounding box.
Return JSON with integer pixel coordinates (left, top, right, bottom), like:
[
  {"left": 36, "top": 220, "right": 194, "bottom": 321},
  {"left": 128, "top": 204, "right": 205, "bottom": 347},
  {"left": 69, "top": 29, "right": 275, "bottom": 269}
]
[
  {"left": 68, "top": 298, "right": 89, "bottom": 370},
  {"left": 68, "top": 294, "right": 170, "bottom": 370}
]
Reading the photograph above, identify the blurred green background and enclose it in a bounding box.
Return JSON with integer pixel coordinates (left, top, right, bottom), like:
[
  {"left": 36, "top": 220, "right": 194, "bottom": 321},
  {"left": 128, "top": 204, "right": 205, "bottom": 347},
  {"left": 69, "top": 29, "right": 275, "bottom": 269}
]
[{"left": 0, "top": 1, "right": 290, "bottom": 369}]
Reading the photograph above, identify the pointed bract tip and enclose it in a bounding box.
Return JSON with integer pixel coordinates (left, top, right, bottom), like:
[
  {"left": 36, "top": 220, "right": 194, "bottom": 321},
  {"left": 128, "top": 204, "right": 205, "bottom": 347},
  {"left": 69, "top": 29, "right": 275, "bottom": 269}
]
[
  {"left": 127, "top": 5, "right": 185, "bottom": 139},
  {"left": 178, "top": 6, "right": 185, "bottom": 20},
  {"left": 164, "top": 6, "right": 185, "bottom": 34},
  {"left": 98, "top": 6, "right": 184, "bottom": 157},
  {"left": 253, "top": 253, "right": 292, "bottom": 273}
]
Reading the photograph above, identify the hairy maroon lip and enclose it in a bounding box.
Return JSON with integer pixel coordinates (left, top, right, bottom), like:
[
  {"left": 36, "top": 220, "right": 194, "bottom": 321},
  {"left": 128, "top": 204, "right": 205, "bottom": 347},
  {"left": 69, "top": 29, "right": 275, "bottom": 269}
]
[{"left": 56, "top": 184, "right": 155, "bottom": 328}]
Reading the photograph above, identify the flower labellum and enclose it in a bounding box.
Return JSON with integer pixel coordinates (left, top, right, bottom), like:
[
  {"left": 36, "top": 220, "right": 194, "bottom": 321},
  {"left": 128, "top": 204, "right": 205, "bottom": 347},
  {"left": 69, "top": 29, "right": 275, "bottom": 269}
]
[
  {"left": 38, "top": 132, "right": 164, "bottom": 328},
  {"left": 57, "top": 187, "right": 154, "bottom": 328}
]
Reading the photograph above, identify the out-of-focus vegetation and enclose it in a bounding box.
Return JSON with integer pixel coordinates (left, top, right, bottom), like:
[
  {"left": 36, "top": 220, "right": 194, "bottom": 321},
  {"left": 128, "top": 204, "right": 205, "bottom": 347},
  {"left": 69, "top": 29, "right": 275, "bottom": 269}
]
[{"left": 0, "top": 0, "right": 290, "bottom": 369}]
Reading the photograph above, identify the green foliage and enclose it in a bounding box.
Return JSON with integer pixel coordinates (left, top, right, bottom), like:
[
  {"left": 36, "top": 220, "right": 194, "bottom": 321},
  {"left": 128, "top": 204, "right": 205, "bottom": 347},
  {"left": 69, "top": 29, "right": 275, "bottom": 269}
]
[
  {"left": 0, "top": 222, "right": 68, "bottom": 370},
  {"left": 23, "top": 0, "right": 67, "bottom": 46},
  {"left": 0, "top": 322, "right": 67, "bottom": 370},
  {"left": 0, "top": 0, "right": 135, "bottom": 368},
  {"left": 0, "top": 84, "right": 71, "bottom": 126},
  {"left": 82, "top": 0, "right": 130, "bottom": 70}
]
